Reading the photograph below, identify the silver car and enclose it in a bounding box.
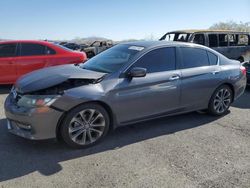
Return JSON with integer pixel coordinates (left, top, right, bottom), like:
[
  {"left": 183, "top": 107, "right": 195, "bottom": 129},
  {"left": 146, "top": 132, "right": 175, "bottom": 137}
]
[{"left": 4, "top": 41, "right": 247, "bottom": 148}]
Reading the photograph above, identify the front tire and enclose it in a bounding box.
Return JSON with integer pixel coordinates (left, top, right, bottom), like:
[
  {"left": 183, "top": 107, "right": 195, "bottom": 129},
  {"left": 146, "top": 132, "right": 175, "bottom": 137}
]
[
  {"left": 60, "top": 103, "right": 110, "bottom": 149},
  {"left": 208, "top": 85, "right": 233, "bottom": 116}
]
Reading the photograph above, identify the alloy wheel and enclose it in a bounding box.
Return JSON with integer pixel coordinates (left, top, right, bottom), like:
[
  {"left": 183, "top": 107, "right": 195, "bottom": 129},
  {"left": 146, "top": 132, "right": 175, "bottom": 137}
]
[
  {"left": 213, "top": 88, "right": 231, "bottom": 114},
  {"left": 68, "top": 109, "right": 106, "bottom": 145}
]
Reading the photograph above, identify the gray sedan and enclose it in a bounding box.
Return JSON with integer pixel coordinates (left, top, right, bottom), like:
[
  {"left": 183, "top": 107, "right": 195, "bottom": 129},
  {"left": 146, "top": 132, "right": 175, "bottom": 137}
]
[{"left": 4, "top": 41, "right": 247, "bottom": 148}]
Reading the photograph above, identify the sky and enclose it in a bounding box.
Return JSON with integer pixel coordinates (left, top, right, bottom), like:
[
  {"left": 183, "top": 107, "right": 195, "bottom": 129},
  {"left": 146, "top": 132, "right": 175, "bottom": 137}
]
[{"left": 0, "top": 0, "right": 249, "bottom": 41}]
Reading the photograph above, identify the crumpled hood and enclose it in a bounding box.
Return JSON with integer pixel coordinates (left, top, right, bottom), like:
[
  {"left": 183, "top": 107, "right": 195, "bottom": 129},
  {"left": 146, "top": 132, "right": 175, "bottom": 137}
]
[{"left": 15, "top": 64, "right": 106, "bottom": 94}]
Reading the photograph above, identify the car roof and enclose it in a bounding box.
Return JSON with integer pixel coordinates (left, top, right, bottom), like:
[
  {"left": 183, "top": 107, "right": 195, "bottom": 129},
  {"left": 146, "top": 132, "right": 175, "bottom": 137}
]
[
  {"left": 122, "top": 40, "right": 208, "bottom": 50},
  {"left": 167, "top": 29, "right": 250, "bottom": 34},
  {"left": 0, "top": 40, "right": 53, "bottom": 45}
]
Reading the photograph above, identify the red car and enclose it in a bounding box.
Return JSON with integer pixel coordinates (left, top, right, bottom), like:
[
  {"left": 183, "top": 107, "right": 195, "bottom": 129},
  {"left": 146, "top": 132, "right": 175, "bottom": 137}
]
[{"left": 0, "top": 40, "right": 87, "bottom": 84}]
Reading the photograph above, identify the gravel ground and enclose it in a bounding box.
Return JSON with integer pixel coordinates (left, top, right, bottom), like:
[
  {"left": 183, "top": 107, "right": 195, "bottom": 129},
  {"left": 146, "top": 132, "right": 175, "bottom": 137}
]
[{"left": 0, "top": 85, "right": 250, "bottom": 188}]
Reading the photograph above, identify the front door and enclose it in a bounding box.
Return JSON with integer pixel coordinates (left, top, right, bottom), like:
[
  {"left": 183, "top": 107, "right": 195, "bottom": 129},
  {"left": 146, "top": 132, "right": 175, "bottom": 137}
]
[{"left": 112, "top": 47, "right": 181, "bottom": 124}]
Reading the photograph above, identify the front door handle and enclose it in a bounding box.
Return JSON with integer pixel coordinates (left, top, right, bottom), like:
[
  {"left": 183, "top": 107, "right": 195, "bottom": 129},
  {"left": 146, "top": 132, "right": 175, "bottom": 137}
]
[{"left": 169, "top": 75, "right": 180, "bottom": 81}]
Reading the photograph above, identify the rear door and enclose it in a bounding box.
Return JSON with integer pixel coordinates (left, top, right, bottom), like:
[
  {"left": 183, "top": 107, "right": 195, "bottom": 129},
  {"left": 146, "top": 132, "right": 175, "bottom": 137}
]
[
  {"left": 0, "top": 43, "right": 18, "bottom": 84},
  {"left": 16, "top": 43, "right": 48, "bottom": 78},
  {"left": 179, "top": 47, "right": 221, "bottom": 109}
]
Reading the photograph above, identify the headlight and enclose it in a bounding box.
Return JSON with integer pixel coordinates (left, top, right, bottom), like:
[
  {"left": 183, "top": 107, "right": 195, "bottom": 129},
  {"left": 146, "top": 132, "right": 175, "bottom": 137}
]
[{"left": 17, "top": 95, "right": 59, "bottom": 108}]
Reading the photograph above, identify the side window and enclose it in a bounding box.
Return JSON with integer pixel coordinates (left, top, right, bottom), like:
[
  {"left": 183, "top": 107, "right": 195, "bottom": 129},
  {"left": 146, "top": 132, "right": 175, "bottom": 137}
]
[
  {"left": 238, "top": 34, "right": 249, "bottom": 46},
  {"left": 165, "top": 34, "right": 175, "bottom": 41},
  {"left": 20, "top": 43, "right": 46, "bottom": 56},
  {"left": 228, "top": 34, "right": 237, "bottom": 46},
  {"left": 176, "top": 34, "right": 189, "bottom": 42},
  {"left": 193, "top": 34, "right": 205, "bottom": 45},
  {"left": 46, "top": 47, "right": 56, "bottom": 55},
  {"left": 0, "top": 43, "right": 17, "bottom": 57},
  {"left": 219, "top": 34, "right": 228, "bottom": 47},
  {"left": 181, "top": 47, "right": 209, "bottom": 69},
  {"left": 132, "top": 47, "right": 176, "bottom": 73},
  {"left": 207, "top": 51, "right": 218, "bottom": 65},
  {"left": 208, "top": 34, "right": 218, "bottom": 47}
]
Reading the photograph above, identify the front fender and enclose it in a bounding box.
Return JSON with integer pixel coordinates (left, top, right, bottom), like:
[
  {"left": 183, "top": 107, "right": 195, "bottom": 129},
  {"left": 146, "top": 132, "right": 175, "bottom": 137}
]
[{"left": 52, "top": 83, "right": 105, "bottom": 111}]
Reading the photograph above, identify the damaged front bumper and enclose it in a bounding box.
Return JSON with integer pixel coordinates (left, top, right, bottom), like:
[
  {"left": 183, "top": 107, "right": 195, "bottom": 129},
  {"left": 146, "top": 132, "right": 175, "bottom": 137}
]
[{"left": 4, "top": 95, "right": 63, "bottom": 140}]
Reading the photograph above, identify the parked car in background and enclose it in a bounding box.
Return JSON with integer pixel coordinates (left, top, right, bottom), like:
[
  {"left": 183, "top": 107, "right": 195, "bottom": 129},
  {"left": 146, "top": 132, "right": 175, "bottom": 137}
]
[
  {"left": 0, "top": 40, "right": 87, "bottom": 84},
  {"left": 242, "top": 61, "right": 250, "bottom": 85},
  {"left": 82, "top": 40, "right": 113, "bottom": 58},
  {"left": 61, "top": 42, "right": 81, "bottom": 51},
  {"left": 4, "top": 41, "right": 246, "bottom": 148},
  {"left": 160, "top": 30, "right": 250, "bottom": 62}
]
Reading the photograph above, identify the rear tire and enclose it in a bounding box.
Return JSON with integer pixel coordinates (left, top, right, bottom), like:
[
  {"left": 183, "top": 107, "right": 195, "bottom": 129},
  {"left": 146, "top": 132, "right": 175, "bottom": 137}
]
[
  {"left": 208, "top": 85, "right": 233, "bottom": 116},
  {"left": 60, "top": 103, "right": 110, "bottom": 149}
]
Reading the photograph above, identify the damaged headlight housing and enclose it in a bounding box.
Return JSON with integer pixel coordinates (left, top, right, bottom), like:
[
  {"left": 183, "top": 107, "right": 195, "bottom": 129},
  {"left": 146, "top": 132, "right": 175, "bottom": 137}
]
[{"left": 17, "top": 95, "right": 59, "bottom": 108}]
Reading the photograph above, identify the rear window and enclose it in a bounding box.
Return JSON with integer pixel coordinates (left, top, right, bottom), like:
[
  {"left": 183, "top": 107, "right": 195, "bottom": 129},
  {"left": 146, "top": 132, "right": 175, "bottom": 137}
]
[
  {"left": 0, "top": 43, "right": 17, "bottom": 57},
  {"left": 181, "top": 47, "right": 209, "bottom": 69},
  {"left": 20, "top": 43, "right": 46, "bottom": 56}
]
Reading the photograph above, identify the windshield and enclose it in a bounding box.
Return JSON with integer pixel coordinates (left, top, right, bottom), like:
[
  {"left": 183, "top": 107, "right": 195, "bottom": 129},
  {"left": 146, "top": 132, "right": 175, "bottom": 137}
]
[
  {"left": 54, "top": 44, "right": 73, "bottom": 52},
  {"left": 161, "top": 33, "right": 191, "bottom": 42},
  {"left": 80, "top": 44, "right": 143, "bottom": 73}
]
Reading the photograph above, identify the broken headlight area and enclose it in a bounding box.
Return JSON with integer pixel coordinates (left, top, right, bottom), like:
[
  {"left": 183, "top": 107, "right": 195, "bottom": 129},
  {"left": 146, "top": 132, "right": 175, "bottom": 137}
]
[
  {"left": 17, "top": 95, "right": 59, "bottom": 108},
  {"left": 13, "top": 78, "right": 103, "bottom": 109}
]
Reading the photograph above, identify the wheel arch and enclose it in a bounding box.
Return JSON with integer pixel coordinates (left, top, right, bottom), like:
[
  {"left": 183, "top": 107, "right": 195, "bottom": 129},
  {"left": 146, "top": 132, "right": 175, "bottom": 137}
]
[
  {"left": 223, "top": 83, "right": 235, "bottom": 102},
  {"left": 212, "top": 83, "right": 235, "bottom": 102},
  {"left": 55, "top": 100, "right": 116, "bottom": 140}
]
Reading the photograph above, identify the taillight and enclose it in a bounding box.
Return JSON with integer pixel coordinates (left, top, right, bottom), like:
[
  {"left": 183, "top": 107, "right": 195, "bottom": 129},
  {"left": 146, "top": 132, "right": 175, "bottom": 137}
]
[
  {"left": 240, "top": 65, "right": 246, "bottom": 76},
  {"left": 80, "top": 52, "right": 87, "bottom": 62}
]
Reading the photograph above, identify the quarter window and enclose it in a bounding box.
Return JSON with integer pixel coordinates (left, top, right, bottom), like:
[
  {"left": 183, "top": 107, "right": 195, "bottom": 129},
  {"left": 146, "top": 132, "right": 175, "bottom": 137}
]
[
  {"left": 46, "top": 47, "right": 56, "bottom": 55},
  {"left": 132, "top": 47, "right": 176, "bottom": 73},
  {"left": 0, "top": 43, "right": 17, "bottom": 57},
  {"left": 208, "top": 34, "right": 218, "bottom": 47},
  {"left": 20, "top": 43, "right": 46, "bottom": 56},
  {"left": 207, "top": 51, "right": 218, "bottom": 65},
  {"left": 181, "top": 47, "right": 209, "bottom": 69}
]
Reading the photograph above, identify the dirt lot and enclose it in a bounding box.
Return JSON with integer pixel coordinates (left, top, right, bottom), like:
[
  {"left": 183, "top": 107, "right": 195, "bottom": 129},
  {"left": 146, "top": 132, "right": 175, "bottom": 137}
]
[{"left": 0, "top": 85, "right": 250, "bottom": 188}]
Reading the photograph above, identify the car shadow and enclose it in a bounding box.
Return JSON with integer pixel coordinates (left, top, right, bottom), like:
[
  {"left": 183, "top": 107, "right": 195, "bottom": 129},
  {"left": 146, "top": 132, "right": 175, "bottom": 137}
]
[
  {"left": 0, "top": 85, "right": 12, "bottom": 94},
  {"left": 232, "top": 87, "right": 250, "bottom": 109},
  {"left": 0, "top": 112, "right": 223, "bottom": 182}
]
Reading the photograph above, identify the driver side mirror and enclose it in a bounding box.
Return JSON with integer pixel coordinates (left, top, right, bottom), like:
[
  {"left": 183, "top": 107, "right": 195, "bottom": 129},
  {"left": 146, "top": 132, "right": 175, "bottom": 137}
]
[{"left": 128, "top": 67, "right": 147, "bottom": 78}]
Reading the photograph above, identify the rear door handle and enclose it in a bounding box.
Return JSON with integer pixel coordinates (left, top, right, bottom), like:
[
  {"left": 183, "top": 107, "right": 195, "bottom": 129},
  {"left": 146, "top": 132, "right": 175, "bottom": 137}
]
[
  {"left": 211, "top": 70, "right": 220, "bottom": 75},
  {"left": 169, "top": 75, "right": 180, "bottom": 81}
]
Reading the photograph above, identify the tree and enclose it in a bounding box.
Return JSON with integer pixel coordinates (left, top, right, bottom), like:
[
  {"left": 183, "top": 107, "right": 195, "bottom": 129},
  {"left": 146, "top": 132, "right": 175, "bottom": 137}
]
[{"left": 209, "top": 21, "right": 250, "bottom": 32}]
